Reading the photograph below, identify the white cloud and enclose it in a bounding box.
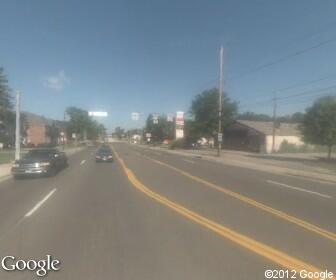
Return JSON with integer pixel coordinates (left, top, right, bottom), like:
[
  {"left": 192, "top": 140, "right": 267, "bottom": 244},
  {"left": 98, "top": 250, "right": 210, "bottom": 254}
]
[{"left": 44, "top": 70, "right": 70, "bottom": 91}]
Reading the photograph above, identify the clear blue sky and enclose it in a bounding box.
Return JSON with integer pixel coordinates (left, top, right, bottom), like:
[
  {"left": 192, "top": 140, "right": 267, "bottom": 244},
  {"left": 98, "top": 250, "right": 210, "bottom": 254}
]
[{"left": 1, "top": 0, "right": 336, "bottom": 131}]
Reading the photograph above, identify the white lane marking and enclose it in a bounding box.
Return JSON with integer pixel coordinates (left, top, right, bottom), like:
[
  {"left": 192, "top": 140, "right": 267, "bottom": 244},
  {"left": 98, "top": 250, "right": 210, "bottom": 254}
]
[
  {"left": 182, "top": 158, "right": 195, "bottom": 164},
  {"left": 266, "top": 180, "right": 332, "bottom": 199},
  {"left": 286, "top": 174, "right": 335, "bottom": 186},
  {"left": 25, "top": 188, "right": 57, "bottom": 217},
  {"left": 80, "top": 160, "right": 86, "bottom": 165}
]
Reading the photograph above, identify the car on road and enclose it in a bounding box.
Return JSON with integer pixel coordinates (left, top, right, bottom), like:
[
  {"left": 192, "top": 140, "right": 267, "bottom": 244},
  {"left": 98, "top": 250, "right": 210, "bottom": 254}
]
[
  {"left": 11, "top": 148, "right": 68, "bottom": 179},
  {"left": 95, "top": 146, "right": 113, "bottom": 162}
]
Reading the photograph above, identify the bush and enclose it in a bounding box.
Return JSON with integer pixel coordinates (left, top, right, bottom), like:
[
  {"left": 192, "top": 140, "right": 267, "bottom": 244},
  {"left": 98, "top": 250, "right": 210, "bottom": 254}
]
[
  {"left": 169, "top": 139, "right": 189, "bottom": 149},
  {"left": 278, "top": 140, "right": 311, "bottom": 153},
  {"left": 36, "top": 143, "right": 57, "bottom": 148},
  {"left": 278, "top": 140, "right": 336, "bottom": 154}
]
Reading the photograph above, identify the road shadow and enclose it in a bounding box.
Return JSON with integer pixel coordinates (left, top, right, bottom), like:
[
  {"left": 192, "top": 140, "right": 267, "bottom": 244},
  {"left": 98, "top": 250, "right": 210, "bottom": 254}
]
[
  {"left": 247, "top": 155, "right": 314, "bottom": 163},
  {"left": 246, "top": 154, "right": 336, "bottom": 171}
]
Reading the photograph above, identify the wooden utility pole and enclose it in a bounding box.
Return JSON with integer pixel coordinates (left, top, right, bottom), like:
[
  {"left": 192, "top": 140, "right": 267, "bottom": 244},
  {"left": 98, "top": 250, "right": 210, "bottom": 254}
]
[
  {"left": 217, "top": 47, "right": 224, "bottom": 157},
  {"left": 15, "top": 91, "right": 21, "bottom": 160},
  {"left": 272, "top": 95, "right": 277, "bottom": 153}
]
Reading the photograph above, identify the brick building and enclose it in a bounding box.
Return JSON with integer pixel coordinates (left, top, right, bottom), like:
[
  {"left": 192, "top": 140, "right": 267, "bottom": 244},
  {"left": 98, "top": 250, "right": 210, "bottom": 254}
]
[
  {"left": 23, "top": 112, "right": 67, "bottom": 146},
  {"left": 23, "top": 112, "right": 50, "bottom": 145}
]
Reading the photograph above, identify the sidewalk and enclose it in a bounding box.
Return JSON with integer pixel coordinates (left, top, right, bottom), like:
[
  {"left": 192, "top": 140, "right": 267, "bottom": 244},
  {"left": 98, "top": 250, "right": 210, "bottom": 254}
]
[
  {"left": 0, "top": 146, "right": 86, "bottom": 181},
  {"left": 141, "top": 145, "right": 336, "bottom": 184}
]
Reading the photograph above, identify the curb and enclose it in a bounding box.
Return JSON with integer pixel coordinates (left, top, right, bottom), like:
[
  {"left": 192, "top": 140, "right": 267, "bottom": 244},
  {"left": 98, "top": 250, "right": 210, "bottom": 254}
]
[{"left": 137, "top": 145, "right": 336, "bottom": 184}]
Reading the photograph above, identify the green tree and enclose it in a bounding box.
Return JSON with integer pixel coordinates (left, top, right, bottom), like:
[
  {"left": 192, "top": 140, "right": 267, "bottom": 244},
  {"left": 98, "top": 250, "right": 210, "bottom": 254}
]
[
  {"left": 0, "top": 67, "right": 15, "bottom": 146},
  {"left": 238, "top": 112, "right": 272, "bottom": 122},
  {"left": 145, "top": 114, "right": 174, "bottom": 143},
  {"left": 65, "top": 107, "right": 106, "bottom": 141},
  {"left": 66, "top": 107, "right": 91, "bottom": 140},
  {"left": 190, "top": 88, "right": 237, "bottom": 139},
  {"left": 87, "top": 120, "right": 106, "bottom": 140},
  {"left": 113, "top": 127, "right": 125, "bottom": 140},
  {"left": 301, "top": 96, "right": 336, "bottom": 159},
  {"left": 278, "top": 112, "right": 305, "bottom": 123},
  {"left": 238, "top": 111, "right": 304, "bottom": 123},
  {"left": 46, "top": 121, "right": 60, "bottom": 145}
]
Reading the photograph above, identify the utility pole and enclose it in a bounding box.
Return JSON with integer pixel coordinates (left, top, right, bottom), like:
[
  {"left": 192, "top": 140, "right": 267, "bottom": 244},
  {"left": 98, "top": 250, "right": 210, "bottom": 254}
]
[
  {"left": 15, "top": 91, "right": 21, "bottom": 160},
  {"left": 272, "top": 95, "right": 277, "bottom": 153},
  {"left": 63, "top": 111, "right": 67, "bottom": 151},
  {"left": 217, "top": 46, "right": 224, "bottom": 157}
]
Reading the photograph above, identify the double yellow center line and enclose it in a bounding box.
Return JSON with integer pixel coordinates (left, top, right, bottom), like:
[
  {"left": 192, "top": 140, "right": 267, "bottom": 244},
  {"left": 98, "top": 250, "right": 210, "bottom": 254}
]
[
  {"left": 112, "top": 147, "right": 332, "bottom": 275},
  {"left": 141, "top": 153, "right": 336, "bottom": 242}
]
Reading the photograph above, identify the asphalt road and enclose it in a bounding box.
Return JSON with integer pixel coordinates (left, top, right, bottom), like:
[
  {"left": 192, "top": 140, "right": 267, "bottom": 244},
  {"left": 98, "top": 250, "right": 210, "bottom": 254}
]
[{"left": 0, "top": 142, "right": 334, "bottom": 279}]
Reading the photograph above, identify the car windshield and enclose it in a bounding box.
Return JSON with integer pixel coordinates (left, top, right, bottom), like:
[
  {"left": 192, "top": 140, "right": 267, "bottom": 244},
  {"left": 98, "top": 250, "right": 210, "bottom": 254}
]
[
  {"left": 1, "top": 1, "right": 336, "bottom": 279},
  {"left": 98, "top": 148, "right": 111, "bottom": 154},
  {"left": 24, "top": 150, "right": 54, "bottom": 159}
]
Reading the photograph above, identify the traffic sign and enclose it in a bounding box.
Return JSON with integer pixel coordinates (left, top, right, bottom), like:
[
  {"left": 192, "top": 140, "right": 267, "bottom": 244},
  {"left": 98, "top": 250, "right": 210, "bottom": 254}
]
[
  {"left": 131, "top": 112, "right": 140, "bottom": 121},
  {"left": 218, "top": 133, "right": 223, "bottom": 143},
  {"left": 153, "top": 115, "right": 159, "bottom": 124}
]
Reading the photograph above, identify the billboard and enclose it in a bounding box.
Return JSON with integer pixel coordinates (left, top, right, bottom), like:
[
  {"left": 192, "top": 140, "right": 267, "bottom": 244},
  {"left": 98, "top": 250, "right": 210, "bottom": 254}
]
[
  {"left": 176, "top": 128, "right": 184, "bottom": 139},
  {"left": 88, "top": 111, "right": 108, "bottom": 117},
  {"left": 175, "top": 111, "right": 184, "bottom": 127},
  {"left": 167, "top": 113, "right": 174, "bottom": 122},
  {"left": 175, "top": 111, "right": 184, "bottom": 139}
]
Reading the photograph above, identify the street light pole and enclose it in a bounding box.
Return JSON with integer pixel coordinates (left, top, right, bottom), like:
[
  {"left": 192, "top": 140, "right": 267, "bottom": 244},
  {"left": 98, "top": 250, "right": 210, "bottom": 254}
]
[
  {"left": 15, "top": 91, "right": 21, "bottom": 160},
  {"left": 217, "top": 47, "right": 224, "bottom": 157}
]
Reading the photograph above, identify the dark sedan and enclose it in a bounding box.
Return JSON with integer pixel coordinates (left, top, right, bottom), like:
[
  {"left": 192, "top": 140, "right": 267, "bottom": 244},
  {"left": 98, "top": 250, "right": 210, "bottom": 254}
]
[
  {"left": 11, "top": 148, "right": 68, "bottom": 179},
  {"left": 95, "top": 147, "right": 113, "bottom": 162}
]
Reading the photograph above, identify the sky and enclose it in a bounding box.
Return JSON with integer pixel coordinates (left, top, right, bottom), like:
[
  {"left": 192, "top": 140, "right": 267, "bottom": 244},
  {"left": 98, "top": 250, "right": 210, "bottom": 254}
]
[{"left": 1, "top": 0, "right": 336, "bottom": 132}]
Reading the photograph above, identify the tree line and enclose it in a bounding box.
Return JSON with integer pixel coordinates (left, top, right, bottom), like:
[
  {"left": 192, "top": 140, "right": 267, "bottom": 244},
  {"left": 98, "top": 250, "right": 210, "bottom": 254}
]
[
  {"left": 0, "top": 67, "right": 28, "bottom": 147},
  {"left": 126, "top": 88, "right": 336, "bottom": 159},
  {"left": 0, "top": 67, "right": 106, "bottom": 147},
  {"left": 65, "top": 107, "right": 106, "bottom": 141}
]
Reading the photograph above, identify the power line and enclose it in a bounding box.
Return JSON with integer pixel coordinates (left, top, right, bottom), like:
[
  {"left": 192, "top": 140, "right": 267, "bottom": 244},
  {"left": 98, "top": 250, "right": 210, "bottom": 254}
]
[
  {"left": 194, "top": 21, "right": 336, "bottom": 95},
  {"left": 227, "top": 36, "right": 336, "bottom": 82},
  {"left": 277, "top": 92, "right": 336, "bottom": 107},
  {"left": 290, "top": 20, "right": 336, "bottom": 44},
  {"left": 240, "top": 74, "right": 336, "bottom": 101},
  {"left": 277, "top": 84, "right": 336, "bottom": 100},
  {"left": 239, "top": 84, "right": 336, "bottom": 109}
]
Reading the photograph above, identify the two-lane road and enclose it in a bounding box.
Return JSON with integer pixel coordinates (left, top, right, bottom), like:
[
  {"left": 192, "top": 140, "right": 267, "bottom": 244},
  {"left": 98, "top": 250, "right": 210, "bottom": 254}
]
[{"left": 0, "top": 143, "right": 334, "bottom": 279}]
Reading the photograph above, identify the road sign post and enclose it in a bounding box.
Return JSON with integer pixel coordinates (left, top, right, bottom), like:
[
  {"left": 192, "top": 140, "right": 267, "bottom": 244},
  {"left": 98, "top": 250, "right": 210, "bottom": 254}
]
[{"left": 218, "top": 133, "right": 223, "bottom": 143}]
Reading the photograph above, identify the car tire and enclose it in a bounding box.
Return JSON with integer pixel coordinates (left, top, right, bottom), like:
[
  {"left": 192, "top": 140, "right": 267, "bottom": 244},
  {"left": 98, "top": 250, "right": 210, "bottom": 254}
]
[{"left": 47, "top": 167, "right": 57, "bottom": 177}]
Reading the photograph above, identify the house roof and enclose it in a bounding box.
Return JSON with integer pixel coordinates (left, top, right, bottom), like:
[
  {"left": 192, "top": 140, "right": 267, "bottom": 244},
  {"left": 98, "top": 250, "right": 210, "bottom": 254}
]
[
  {"left": 23, "top": 112, "right": 49, "bottom": 126},
  {"left": 23, "top": 112, "right": 66, "bottom": 128},
  {"left": 236, "top": 120, "right": 301, "bottom": 136}
]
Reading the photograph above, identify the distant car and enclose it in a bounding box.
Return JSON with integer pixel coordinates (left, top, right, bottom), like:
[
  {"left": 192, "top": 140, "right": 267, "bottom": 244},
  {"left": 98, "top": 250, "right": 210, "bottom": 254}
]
[
  {"left": 11, "top": 148, "right": 68, "bottom": 179},
  {"left": 86, "top": 141, "right": 97, "bottom": 148},
  {"left": 95, "top": 147, "right": 113, "bottom": 162}
]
